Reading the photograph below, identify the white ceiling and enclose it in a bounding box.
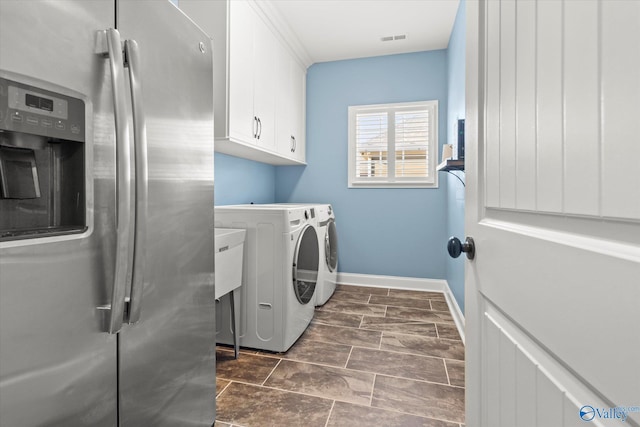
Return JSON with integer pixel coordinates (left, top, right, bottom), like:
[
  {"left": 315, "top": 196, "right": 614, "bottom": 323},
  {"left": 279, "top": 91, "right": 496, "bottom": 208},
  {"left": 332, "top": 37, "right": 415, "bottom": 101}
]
[{"left": 270, "top": 0, "right": 461, "bottom": 64}]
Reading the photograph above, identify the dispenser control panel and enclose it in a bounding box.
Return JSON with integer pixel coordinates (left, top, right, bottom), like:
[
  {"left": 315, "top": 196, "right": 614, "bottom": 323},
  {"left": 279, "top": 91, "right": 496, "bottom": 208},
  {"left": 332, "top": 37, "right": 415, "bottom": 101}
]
[{"left": 0, "top": 77, "right": 85, "bottom": 143}]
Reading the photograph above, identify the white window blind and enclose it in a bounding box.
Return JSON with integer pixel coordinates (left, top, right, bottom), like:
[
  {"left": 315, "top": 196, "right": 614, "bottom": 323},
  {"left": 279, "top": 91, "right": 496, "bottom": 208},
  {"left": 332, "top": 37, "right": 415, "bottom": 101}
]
[
  {"left": 355, "top": 112, "right": 388, "bottom": 178},
  {"left": 395, "top": 110, "right": 430, "bottom": 178},
  {"left": 348, "top": 100, "right": 438, "bottom": 188}
]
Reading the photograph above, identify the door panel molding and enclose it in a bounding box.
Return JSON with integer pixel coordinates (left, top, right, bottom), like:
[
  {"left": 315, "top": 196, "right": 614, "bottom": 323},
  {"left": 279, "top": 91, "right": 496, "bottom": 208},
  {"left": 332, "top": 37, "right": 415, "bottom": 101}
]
[
  {"left": 480, "top": 218, "right": 640, "bottom": 263},
  {"left": 482, "top": 0, "right": 640, "bottom": 221},
  {"left": 483, "top": 302, "right": 618, "bottom": 427}
]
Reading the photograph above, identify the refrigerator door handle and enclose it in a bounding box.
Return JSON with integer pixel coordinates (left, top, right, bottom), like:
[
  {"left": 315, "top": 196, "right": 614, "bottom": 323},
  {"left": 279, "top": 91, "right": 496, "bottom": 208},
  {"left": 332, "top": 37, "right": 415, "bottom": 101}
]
[
  {"left": 124, "top": 39, "right": 148, "bottom": 325},
  {"left": 97, "top": 28, "right": 133, "bottom": 334}
]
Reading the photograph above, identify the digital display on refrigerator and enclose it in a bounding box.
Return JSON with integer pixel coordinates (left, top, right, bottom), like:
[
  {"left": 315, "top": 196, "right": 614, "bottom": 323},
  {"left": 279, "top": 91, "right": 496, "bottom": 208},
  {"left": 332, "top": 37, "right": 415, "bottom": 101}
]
[{"left": 25, "top": 93, "right": 54, "bottom": 112}]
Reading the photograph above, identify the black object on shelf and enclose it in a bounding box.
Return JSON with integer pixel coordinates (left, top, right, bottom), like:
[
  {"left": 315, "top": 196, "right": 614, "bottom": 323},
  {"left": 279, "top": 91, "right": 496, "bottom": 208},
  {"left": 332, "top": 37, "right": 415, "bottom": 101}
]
[{"left": 457, "top": 119, "right": 465, "bottom": 160}]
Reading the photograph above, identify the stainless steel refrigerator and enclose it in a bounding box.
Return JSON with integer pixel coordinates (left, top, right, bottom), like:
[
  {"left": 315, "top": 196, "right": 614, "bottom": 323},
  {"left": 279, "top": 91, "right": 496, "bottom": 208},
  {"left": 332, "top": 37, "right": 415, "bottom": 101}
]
[{"left": 0, "top": 1, "right": 215, "bottom": 425}]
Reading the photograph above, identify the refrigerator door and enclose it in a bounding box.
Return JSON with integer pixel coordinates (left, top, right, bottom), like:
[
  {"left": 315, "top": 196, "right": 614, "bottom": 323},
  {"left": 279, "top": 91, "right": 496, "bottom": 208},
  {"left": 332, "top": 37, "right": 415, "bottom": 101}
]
[
  {"left": 0, "top": 1, "right": 119, "bottom": 426},
  {"left": 116, "top": 1, "right": 216, "bottom": 425}
]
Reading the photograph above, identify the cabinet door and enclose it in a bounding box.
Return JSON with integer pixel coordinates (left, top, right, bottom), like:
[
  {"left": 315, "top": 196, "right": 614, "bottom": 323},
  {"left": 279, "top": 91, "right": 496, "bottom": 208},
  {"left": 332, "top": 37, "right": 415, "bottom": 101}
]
[
  {"left": 275, "top": 47, "right": 306, "bottom": 162},
  {"left": 228, "top": 0, "right": 255, "bottom": 143},
  {"left": 290, "top": 59, "right": 306, "bottom": 162},
  {"left": 275, "top": 42, "right": 294, "bottom": 156},
  {"left": 252, "top": 13, "right": 277, "bottom": 151}
]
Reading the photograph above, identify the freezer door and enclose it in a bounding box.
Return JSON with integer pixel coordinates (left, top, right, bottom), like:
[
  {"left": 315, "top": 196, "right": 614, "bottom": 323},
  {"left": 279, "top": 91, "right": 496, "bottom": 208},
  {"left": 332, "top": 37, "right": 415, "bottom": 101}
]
[
  {"left": 116, "top": 1, "right": 216, "bottom": 425},
  {"left": 0, "top": 1, "right": 119, "bottom": 426}
]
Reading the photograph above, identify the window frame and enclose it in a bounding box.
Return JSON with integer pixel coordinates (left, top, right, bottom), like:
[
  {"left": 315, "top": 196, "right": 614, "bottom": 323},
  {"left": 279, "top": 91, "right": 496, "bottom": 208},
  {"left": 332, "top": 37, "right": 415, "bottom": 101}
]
[{"left": 347, "top": 100, "right": 439, "bottom": 189}]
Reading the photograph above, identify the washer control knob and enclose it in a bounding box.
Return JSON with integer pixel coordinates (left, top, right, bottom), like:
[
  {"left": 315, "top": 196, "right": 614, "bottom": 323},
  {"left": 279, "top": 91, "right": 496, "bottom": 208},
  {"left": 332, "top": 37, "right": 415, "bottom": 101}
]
[{"left": 304, "top": 210, "right": 309, "bottom": 220}]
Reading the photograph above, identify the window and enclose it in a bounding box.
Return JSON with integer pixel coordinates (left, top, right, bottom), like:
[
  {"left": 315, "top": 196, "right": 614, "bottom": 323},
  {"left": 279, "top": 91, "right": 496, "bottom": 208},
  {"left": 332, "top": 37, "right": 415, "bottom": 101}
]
[{"left": 348, "top": 100, "right": 438, "bottom": 188}]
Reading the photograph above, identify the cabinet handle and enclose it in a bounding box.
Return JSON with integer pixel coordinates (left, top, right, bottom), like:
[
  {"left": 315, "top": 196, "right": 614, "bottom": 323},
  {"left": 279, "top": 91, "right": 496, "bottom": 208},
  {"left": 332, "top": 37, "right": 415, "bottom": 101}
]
[
  {"left": 291, "top": 135, "right": 296, "bottom": 153},
  {"left": 257, "top": 117, "right": 262, "bottom": 140},
  {"left": 253, "top": 116, "right": 258, "bottom": 138}
]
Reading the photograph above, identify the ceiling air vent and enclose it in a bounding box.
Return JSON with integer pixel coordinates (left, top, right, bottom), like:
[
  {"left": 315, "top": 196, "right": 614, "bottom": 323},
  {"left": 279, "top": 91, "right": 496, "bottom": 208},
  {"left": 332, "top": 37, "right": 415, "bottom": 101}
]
[{"left": 381, "top": 34, "right": 408, "bottom": 42}]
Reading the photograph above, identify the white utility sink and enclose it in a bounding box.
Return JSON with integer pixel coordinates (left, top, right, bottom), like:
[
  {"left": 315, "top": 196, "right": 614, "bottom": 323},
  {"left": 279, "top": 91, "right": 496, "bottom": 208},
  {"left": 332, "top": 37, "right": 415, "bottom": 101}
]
[
  {"left": 214, "top": 228, "right": 245, "bottom": 299},
  {"left": 214, "top": 227, "right": 246, "bottom": 359}
]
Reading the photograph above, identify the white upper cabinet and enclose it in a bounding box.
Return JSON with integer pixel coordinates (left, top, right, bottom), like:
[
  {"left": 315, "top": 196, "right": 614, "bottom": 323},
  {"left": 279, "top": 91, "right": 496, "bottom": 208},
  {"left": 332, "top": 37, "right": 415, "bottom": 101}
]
[{"left": 179, "top": 0, "right": 307, "bottom": 165}]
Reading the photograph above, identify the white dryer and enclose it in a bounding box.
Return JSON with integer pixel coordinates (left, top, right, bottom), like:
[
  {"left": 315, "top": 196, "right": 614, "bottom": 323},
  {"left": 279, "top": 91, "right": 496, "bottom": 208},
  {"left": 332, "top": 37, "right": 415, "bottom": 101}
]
[
  {"left": 314, "top": 204, "right": 338, "bottom": 306},
  {"left": 214, "top": 204, "right": 319, "bottom": 352}
]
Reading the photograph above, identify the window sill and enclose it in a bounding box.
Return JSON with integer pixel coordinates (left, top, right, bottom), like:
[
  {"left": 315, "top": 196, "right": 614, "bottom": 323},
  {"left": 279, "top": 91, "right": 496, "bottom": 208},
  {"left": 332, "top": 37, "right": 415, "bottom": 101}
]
[{"left": 348, "top": 181, "right": 438, "bottom": 189}]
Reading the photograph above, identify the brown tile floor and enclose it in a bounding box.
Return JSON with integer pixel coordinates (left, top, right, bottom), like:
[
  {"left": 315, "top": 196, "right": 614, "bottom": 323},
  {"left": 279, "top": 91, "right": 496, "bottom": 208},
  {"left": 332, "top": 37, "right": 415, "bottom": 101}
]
[{"left": 215, "top": 284, "right": 465, "bottom": 427}]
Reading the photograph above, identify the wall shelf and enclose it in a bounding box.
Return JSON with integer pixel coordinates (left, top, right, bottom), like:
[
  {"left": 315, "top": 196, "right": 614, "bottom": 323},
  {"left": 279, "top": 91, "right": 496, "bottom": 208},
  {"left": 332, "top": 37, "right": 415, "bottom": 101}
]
[{"left": 437, "top": 159, "right": 465, "bottom": 172}]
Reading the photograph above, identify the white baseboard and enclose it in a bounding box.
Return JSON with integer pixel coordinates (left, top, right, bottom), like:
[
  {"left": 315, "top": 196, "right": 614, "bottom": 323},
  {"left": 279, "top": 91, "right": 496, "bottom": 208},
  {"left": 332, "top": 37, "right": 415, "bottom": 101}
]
[
  {"left": 337, "top": 272, "right": 448, "bottom": 291},
  {"left": 337, "top": 272, "right": 465, "bottom": 344},
  {"left": 443, "top": 285, "right": 465, "bottom": 345}
]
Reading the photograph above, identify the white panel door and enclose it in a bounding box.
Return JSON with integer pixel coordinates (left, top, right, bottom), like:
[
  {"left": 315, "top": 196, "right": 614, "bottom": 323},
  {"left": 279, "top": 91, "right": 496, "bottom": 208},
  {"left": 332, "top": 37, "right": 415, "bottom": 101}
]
[{"left": 465, "top": 1, "right": 640, "bottom": 426}]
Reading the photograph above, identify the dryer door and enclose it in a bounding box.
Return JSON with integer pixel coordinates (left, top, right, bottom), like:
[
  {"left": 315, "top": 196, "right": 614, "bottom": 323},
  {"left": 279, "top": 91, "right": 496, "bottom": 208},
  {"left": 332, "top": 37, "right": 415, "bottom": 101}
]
[
  {"left": 292, "top": 225, "right": 319, "bottom": 304},
  {"left": 325, "top": 219, "right": 338, "bottom": 272}
]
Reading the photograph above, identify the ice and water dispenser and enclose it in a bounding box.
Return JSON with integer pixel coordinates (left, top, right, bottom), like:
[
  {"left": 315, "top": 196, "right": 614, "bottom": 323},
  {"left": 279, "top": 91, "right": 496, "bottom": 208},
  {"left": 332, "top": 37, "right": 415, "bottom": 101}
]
[{"left": 0, "top": 77, "right": 86, "bottom": 240}]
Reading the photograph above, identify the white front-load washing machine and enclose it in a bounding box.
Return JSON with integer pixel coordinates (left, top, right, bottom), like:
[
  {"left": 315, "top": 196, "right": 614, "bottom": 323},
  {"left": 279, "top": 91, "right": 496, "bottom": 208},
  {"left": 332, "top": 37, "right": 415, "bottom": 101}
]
[
  {"left": 214, "top": 204, "right": 319, "bottom": 352},
  {"left": 277, "top": 203, "right": 338, "bottom": 306}
]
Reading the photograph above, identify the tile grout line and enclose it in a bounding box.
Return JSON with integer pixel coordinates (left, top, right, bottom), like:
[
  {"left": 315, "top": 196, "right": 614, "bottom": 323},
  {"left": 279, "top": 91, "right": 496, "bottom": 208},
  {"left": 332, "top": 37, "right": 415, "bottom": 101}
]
[
  {"left": 216, "top": 380, "right": 233, "bottom": 398},
  {"left": 317, "top": 305, "right": 388, "bottom": 319},
  {"left": 323, "top": 400, "right": 336, "bottom": 427},
  {"left": 444, "top": 358, "right": 452, "bottom": 386},
  {"left": 309, "top": 319, "right": 463, "bottom": 344},
  {"left": 350, "top": 343, "right": 463, "bottom": 362},
  {"left": 261, "top": 357, "right": 283, "bottom": 386},
  {"left": 344, "top": 345, "right": 355, "bottom": 369},
  {"left": 320, "top": 304, "right": 454, "bottom": 322},
  {"left": 369, "top": 373, "right": 377, "bottom": 406}
]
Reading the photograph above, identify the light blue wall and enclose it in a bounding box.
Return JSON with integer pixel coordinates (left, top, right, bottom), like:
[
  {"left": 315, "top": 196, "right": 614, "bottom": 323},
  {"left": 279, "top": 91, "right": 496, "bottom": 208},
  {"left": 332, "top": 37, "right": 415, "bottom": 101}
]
[
  {"left": 276, "top": 52, "right": 449, "bottom": 280},
  {"left": 215, "top": 153, "right": 276, "bottom": 205},
  {"left": 446, "top": 1, "right": 467, "bottom": 313}
]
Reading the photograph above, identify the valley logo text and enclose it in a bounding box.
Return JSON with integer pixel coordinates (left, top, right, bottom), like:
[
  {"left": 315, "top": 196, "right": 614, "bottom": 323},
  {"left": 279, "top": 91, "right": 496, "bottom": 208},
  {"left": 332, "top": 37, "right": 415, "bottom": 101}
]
[{"left": 579, "top": 405, "right": 640, "bottom": 423}]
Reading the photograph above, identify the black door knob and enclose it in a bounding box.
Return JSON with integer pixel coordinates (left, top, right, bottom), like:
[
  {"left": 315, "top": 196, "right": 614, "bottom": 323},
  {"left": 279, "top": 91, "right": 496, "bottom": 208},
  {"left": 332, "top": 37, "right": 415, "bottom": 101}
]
[{"left": 447, "top": 236, "right": 475, "bottom": 260}]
